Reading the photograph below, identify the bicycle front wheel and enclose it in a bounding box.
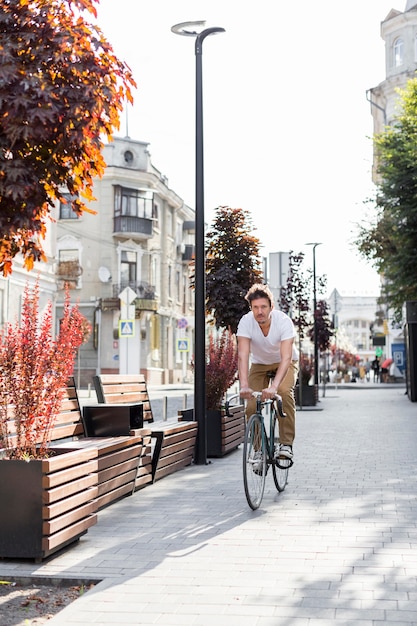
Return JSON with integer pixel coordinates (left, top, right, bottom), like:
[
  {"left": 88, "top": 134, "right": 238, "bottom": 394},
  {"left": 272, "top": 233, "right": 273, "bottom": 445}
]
[
  {"left": 271, "top": 409, "right": 290, "bottom": 492},
  {"left": 243, "top": 413, "right": 267, "bottom": 510}
]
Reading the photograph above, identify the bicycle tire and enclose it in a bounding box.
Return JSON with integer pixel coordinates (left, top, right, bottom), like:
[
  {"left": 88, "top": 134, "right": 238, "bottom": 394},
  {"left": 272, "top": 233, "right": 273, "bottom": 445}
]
[
  {"left": 243, "top": 413, "right": 267, "bottom": 510},
  {"left": 271, "top": 408, "right": 290, "bottom": 492}
]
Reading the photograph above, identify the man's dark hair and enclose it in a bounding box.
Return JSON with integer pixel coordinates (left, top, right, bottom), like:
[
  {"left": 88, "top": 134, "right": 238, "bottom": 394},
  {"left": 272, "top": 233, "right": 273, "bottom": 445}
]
[{"left": 245, "top": 283, "right": 274, "bottom": 307}]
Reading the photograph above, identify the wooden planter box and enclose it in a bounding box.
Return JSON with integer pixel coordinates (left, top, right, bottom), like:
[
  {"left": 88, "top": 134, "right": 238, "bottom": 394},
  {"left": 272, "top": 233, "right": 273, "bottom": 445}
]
[
  {"left": 180, "top": 403, "right": 245, "bottom": 457},
  {"left": 295, "top": 384, "right": 318, "bottom": 407},
  {"left": 151, "top": 421, "right": 198, "bottom": 482},
  {"left": 0, "top": 447, "right": 98, "bottom": 561}
]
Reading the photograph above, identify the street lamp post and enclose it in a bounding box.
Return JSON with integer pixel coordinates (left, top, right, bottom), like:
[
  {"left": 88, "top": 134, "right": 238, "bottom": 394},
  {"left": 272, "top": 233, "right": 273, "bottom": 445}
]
[
  {"left": 172, "top": 21, "right": 225, "bottom": 465},
  {"left": 306, "top": 243, "right": 322, "bottom": 388}
]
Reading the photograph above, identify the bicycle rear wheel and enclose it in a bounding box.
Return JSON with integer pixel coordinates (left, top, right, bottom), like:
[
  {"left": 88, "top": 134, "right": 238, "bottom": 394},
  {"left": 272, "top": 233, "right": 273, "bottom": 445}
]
[
  {"left": 243, "top": 413, "right": 267, "bottom": 510},
  {"left": 271, "top": 409, "right": 290, "bottom": 492}
]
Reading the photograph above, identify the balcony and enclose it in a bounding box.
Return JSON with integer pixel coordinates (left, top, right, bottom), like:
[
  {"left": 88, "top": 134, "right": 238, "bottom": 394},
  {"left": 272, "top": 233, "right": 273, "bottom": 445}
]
[
  {"left": 56, "top": 260, "right": 82, "bottom": 289},
  {"left": 103, "top": 282, "right": 158, "bottom": 313},
  {"left": 113, "top": 215, "right": 153, "bottom": 239}
]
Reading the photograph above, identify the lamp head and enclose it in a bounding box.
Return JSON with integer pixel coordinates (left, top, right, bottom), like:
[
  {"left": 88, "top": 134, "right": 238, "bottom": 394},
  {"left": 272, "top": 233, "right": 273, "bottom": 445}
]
[{"left": 171, "top": 21, "right": 207, "bottom": 36}]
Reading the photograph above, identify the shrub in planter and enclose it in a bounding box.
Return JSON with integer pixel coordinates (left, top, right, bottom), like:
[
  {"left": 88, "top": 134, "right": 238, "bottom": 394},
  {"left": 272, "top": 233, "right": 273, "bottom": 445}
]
[
  {"left": 205, "top": 329, "right": 239, "bottom": 410},
  {"left": 0, "top": 281, "right": 90, "bottom": 458},
  {"left": 0, "top": 282, "right": 95, "bottom": 560},
  {"left": 206, "top": 330, "right": 244, "bottom": 456}
]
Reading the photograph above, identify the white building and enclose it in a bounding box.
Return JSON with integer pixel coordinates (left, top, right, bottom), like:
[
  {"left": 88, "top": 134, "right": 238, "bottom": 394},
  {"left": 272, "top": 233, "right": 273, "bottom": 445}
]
[{"left": 54, "top": 136, "right": 195, "bottom": 386}]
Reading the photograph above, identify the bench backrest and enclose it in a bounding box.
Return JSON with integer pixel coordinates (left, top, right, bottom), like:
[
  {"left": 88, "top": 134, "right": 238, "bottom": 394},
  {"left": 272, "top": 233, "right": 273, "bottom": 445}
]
[
  {"left": 2, "top": 377, "right": 85, "bottom": 449},
  {"left": 93, "top": 374, "right": 154, "bottom": 423}
]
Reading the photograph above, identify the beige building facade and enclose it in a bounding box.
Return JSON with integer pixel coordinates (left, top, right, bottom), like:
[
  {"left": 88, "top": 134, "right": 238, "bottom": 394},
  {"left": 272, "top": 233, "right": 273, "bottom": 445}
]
[{"left": 54, "top": 136, "right": 195, "bottom": 386}]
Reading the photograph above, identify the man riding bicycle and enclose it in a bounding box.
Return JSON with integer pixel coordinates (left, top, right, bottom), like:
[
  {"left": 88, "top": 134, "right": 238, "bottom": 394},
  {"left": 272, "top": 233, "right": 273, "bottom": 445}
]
[{"left": 237, "top": 283, "right": 299, "bottom": 460}]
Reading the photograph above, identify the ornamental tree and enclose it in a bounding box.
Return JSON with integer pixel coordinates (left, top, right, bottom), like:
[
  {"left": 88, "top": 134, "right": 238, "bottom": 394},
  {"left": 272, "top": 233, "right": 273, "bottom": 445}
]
[
  {"left": 0, "top": 0, "right": 135, "bottom": 275},
  {"left": 307, "top": 299, "right": 334, "bottom": 353},
  {"left": 0, "top": 282, "right": 90, "bottom": 459},
  {"left": 205, "top": 206, "right": 263, "bottom": 333},
  {"left": 205, "top": 329, "right": 238, "bottom": 410},
  {"left": 278, "top": 251, "right": 311, "bottom": 340}
]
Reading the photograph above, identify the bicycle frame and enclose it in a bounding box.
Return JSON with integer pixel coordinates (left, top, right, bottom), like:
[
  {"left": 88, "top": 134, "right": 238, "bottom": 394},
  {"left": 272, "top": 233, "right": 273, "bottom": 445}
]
[{"left": 242, "top": 391, "right": 291, "bottom": 510}]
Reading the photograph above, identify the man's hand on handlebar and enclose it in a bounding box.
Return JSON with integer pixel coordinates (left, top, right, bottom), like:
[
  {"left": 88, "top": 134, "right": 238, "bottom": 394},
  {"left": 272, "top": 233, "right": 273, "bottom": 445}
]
[
  {"left": 262, "top": 386, "right": 279, "bottom": 401},
  {"left": 239, "top": 387, "right": 254, "bottom": 400}
]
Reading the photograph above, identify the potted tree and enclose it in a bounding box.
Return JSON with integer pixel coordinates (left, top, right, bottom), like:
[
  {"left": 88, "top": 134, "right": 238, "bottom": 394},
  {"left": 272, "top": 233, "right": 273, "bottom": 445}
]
[
  {"left": 205, "top": 329, "right": 245, "bottom": 457},
  {"left": 0, "top": 282, "right": 97, "bottom": 560},
  {"left": 295, "top": 353, "right": 318, "bottom": 406},
  {"left": 181, "top": 329, "right": 244, "bottom": 457}
]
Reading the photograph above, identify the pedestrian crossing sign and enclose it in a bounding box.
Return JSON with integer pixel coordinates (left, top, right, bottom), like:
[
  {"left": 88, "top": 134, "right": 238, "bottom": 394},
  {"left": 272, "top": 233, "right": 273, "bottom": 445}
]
[
  {"left": 177, "top": 338, "right": 189, "bottom": 352},
  {"left": 119, "top": 320, "right": 135, "bottom": 338}
]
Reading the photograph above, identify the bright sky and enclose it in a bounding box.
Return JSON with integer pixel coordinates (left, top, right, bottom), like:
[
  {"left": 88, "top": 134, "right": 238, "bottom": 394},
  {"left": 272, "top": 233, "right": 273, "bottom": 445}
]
[{"left": 95, "top": 0, "right": 402, "bottom": 297}]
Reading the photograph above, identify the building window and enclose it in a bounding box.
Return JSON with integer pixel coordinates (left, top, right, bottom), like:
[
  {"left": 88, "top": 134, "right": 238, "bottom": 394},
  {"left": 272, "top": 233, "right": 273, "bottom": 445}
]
[
  {"left": 167, "top": 208, "right": 174, "bottom": 237},
  {"left": 394, "top": 37, "right": 404, "bottom": 67},
  {"left": 153, "top": 203, "right": 160, "bottom": 228},
  {"left": 59, "top": 193, "right": 79, "bottom": 219},
  {"left": 176, "top": 270, "right": 181, "bottom": 302},
  {"left": 120, "top": 250, "right": 137, "bottom": 287},
  {"left": 114, "top": 186, "right": 153, "bottom": 219}
]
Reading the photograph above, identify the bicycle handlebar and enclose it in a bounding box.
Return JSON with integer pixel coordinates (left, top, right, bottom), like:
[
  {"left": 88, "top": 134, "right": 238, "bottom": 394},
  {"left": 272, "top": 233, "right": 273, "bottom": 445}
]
[{"left": 251, "top": 391, "right": 286, "bottom": 418}]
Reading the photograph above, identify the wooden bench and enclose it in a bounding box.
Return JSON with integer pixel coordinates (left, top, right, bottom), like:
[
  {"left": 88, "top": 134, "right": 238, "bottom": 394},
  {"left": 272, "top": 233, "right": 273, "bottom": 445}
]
[
  {"left": 52, "top": 378, "right": 153, "bottom": 510},
  {"left": 93, "top": 374, "right": 198, "bottom": 482},
  {"left": 1, "top": 379, "right": 153, "bottom": 560},
  {"left": 93, "top": 374, "right": 154, "bottom": 423}
]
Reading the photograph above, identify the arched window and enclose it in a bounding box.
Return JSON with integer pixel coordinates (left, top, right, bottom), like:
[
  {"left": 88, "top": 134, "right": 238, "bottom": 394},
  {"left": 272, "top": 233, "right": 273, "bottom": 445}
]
[{"left": 394, "top": 37, "right": 404, "bottom": 67}]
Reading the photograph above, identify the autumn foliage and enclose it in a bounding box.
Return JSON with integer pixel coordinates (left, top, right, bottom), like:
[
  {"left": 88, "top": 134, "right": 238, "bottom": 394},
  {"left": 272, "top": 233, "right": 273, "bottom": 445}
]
[
  {"left": 205, "top": 329, "right": 238, "bottom": 410},
  {"left": 0, "top": 282, "right": 90, "bottom": 459},
  {"left": 0, "top": 0, "right": 135, "bottom": 275}
]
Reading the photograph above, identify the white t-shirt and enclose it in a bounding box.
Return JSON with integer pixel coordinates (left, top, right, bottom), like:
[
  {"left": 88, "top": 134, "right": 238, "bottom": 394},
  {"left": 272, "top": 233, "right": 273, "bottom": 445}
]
[{"left": 236, "top": 309, "right": 299, "bottom": 363}]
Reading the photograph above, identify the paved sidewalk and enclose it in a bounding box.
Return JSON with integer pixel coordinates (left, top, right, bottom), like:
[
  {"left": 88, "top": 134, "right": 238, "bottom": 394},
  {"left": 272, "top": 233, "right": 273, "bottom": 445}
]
[{"left": 2, "top": 384, "right": 417, "bottom": 625}]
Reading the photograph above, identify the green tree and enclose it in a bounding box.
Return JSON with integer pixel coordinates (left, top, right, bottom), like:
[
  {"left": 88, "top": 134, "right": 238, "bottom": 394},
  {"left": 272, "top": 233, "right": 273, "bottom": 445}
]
[
  {"left": 205, "top": 206, "right": 263, "bottom": 333},
  {"left": 0, "top": 0, "right": 135, "bottom": 275},
  {"left": 355, "top": 78, "right": 417, "bottom": 321}
]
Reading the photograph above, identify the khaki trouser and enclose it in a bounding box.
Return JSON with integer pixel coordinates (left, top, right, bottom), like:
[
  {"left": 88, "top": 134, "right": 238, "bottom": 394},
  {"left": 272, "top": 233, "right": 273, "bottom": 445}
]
[{"left": 245, "top": 361, "right": 299, "bottom": 446}]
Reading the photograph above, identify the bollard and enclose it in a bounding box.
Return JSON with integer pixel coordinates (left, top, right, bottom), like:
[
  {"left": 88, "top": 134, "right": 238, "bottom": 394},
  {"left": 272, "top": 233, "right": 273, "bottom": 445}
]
[
  {"left": 163, "top": 396, "right": 168, "bottom": 421},
  {"left": 183, "top": 394, "right": 187, "bottom": 409}
]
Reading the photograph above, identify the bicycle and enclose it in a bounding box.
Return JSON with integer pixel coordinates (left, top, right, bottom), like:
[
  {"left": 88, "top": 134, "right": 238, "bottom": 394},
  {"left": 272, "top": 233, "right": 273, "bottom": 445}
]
[{"left": 242, "top": 391, "right": 293, "bottom": 510}]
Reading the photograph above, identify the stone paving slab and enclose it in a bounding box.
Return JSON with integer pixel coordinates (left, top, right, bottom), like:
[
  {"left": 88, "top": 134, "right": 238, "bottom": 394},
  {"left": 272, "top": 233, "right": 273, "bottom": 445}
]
[{"left": 1, "top": 385, "right": 417, "bottom": 625}]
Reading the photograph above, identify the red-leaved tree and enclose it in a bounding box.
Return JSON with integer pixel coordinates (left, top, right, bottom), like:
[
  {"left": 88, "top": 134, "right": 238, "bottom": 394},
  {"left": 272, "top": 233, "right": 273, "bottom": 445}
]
[
  {"left": 205, "top": 329, "right": 238, "bottom": 410},
  {"left": 0, "top": 282, "right": 90, "bottom": 459},
  {"left": 0, "top": 0, "right": 135, "bottom": 275}
]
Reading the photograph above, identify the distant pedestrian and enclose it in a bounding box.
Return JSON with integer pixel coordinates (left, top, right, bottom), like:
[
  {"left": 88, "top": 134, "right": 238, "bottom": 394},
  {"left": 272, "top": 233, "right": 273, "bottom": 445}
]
[{"left": 371, "top": 357, "right": 380, "bottom": 383}]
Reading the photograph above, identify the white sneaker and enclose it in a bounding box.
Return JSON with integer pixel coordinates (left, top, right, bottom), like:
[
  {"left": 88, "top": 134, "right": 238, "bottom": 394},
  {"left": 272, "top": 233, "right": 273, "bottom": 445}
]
[
  {"left": 277, "top": 444, "right": 293, "bottom": 460},
  {"left": 252, "top": 451, "right": 264, "bottom": 475}
]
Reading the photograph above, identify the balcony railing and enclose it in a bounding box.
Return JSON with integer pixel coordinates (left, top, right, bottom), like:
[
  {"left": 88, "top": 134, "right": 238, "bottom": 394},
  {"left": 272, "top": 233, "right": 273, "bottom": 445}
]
[
  {"left": 101, "top": 282, "right": 158, "bottom": 313},
  {"left": 113, "top": 215, "right": 153, "bottom": 238},
  {"left": 112, "top": 281, "right": 156, "bottom": 300}
]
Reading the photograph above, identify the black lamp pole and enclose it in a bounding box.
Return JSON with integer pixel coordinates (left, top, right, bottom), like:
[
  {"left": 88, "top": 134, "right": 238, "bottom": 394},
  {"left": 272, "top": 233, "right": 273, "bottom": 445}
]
[
  {"left": 306, "top": 243, "right": 322, "bottom": 387},
  {"left": 172, "top": 22, "right": 225, "bottom": 465}
]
